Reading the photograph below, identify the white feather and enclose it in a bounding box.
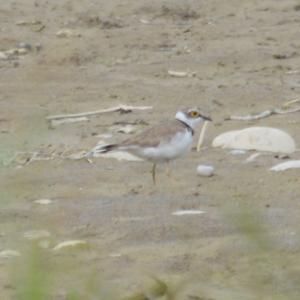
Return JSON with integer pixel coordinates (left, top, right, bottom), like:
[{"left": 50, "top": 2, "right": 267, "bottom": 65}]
[{"left": 130, "top": 130, "right": 193, "bottom": 163}]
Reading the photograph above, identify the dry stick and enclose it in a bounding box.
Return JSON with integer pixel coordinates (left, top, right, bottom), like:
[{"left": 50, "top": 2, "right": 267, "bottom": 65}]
[
  {"left": 275, "top": 107, "right": 300, "bottom": 114},
  {"left": 282, "top": 98, "right": 300, "bottom": 108},
  {"left": 197, "top": 121, "right": 209, "bottom": 152},
  {"left": 227, "top": 110, "right": 273, "bottom": 121},
  {"left": 227, "top": 106, "right": 300, "bottom": 121},
  {"left": 46, "top": 104, "right": 153, "bottom": 121}
]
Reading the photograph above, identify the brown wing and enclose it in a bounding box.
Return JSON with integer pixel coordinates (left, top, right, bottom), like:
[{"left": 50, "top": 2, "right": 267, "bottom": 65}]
[{"left": 119, "top": 120, "right": 187, "bottom": 148}]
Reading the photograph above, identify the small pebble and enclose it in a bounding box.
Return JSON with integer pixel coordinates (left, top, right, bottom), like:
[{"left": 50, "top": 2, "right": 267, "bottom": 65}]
[
  {"left": 56, "top": 28, "right": 81, "bottom": 38},
  {"left": 0, "top": 52, "right": 9, "bottom": 60},
  {"left": 96, "top": 133, "right": 112, "bottom": 139},
  {"left": 5, "top": 49, "right": 18, "bottom": 56},
  {"left": 53, "top": 240, "right": 88, "bottom": 251},
  {"left": 197, "top": 165, "right": 214, "bottom": 177},
  {"left": 230, "top": 149, "right": 247, "bottom": 155},
  {"left": 245, "top": 152, "right": 261, "bottom": 163},
  {"left": 168, "top": 70, "right": 188, "bottom": 77},
  {"left": 0, "top": 250, "right": 21, "bottom": 258},
  {"left": 34, "top": 199, "right": 52, "bottom": 205},
  {"left": 109, "top": 253, "right": 122, "bottom": 257},
  {"left": 17, "top": 48, "right": 28, "bottom": 55},
  {"left": 172, "top": 210, "right": 206, "bottom": 216},
  {"left": 116, "top": 124, "right": 136, "bottom": 134},
  {"left": 167, "top": 70, "right": 196, "bottom": 77}
]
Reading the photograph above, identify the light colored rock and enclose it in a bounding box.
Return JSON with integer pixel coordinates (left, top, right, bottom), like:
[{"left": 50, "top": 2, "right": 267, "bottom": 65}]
[
  {"left": 53, "top": 240, "right": 88, "bottom": 251},
  {"left": 172, "top": 210, "right": 206, "bottom": 216},
  {"left": 109, "top": 253, "right": 122, "bottom": 257},
  {"left": 270, "top": 160, "right": 300, "bottom": 171},
  {"left": 116, "top": 124, "right": 136, "bottom": 134},
  {"left": 245, "top": 152, "right": 262, "bottom": 163},
  {"left": 0, "top": 250, "right": 21, "bottom": 258},
  {"left": 5, "top": 49, "right": 18, "bottom": 56},
  {"left": 168, "top": 70, "right": 188, "bottom": 77},
  {"left": 0, "top": 52, "right": 9, "bottom": 60},
  {"left": 230, "top": 149, "right": 247, "bottom": 155},
  {"left": 213, "top": 127, "right": 296, "bottom": 153},
  {"left": 56, "top": 29, "right": 81, "bottom": 38},
  {"left": 96, "top": 133, "right": 112, "bottom": 139},
  {"left": 140, "top": 18, "right": 151, "bottom": 24},
  {"left": 167, "top": 70, "right": 196, "bottom": 77},
  {"left": 197, "top": 165, "right": 214, "bottom": 177},
  {"left": 16, "top": 48, "right": 28, "bottom": 55},
  {"left": 34, "top": 199, "right": 52, "bottom": 205}
]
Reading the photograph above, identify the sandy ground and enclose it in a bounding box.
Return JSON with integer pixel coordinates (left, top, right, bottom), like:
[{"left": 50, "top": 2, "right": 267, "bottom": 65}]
[{"left": 1, "top": 0, "right": 300, "bottom": 299}]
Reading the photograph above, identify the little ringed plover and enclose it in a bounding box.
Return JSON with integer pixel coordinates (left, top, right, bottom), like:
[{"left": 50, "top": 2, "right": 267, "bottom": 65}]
[{"left": 90, "top": 108, "right": 211, "bottom": 183}]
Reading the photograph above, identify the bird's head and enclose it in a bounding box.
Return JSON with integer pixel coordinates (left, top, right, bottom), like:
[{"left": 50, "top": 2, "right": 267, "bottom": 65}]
[{"left": 175, "top": 108, "right": 212, "bottom": 129}]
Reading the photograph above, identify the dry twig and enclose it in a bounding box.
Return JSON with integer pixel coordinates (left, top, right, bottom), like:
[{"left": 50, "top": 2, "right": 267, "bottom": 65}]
[
  {"left": 226, "top": 99, "right": 300, "bottom": 121},
  {"left": 46, "top": 104, "right": 153, "bottom": 121}
]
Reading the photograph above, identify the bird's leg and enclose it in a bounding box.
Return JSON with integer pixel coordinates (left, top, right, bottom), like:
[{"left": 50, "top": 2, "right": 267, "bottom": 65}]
[
  {"left": 151, "top": 163, "right": 156, "bottom": 184},
  {"left": 165, "top": 161, "right": 172, "bottom": 177}
]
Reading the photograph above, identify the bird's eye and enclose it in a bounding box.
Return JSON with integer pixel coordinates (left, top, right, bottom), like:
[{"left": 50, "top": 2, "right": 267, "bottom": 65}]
[{"left": 189, "top": 111, "right": 200, "bottom": 118}]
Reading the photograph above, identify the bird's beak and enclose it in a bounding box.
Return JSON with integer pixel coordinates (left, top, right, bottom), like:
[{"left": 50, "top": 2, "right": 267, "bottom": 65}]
[{"left": 202, "top": 114, "right": 212, "bottom": 121}]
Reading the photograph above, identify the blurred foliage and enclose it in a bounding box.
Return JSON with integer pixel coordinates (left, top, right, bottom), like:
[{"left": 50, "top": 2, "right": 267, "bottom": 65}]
[
  {"left": 12, "top": 246, "right": 50, "bottom": 300},
  {"left": 2, "top": 195, "right": 299, "bottom": 300}
]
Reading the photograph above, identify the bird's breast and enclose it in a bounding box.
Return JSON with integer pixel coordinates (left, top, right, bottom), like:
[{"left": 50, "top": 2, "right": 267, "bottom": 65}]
[{"left": 138, "top": 130, "right": 193, "bottom": 162}]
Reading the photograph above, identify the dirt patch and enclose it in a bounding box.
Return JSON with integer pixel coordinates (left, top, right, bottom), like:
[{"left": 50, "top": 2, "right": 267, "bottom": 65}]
[{"left": 1, "top": 0, "right": 300, "bottom": 299}]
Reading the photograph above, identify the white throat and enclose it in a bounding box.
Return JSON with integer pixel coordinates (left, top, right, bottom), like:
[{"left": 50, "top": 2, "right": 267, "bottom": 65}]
[{"left": 175, "top": 111, "right": 203, "bottom": 129}]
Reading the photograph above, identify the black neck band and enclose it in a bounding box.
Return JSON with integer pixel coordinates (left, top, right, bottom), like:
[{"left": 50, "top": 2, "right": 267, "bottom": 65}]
[{"left": 177, "top": 119, "right": 194, "bottom": 136}]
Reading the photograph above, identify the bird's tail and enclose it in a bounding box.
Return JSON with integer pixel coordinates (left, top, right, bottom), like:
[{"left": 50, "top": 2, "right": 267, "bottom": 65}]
[
  {"left": 96, "top": 144, "right": 118, "bottom": 153},
  {"left": 86, "top": 143, "right": 118, "bottom": 158}
]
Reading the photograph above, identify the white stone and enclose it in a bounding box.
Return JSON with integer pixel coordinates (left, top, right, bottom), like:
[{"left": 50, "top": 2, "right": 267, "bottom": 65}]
[
  {"left": 230, "top": 149, "right": 247, "bottom": 155},
  {"left": 116, "top": 124, "right": 136, "bottom": 134},
  {"left": 197, "top": 165, "right": 214, "bottom": 177},
  {"left": 96, "top": 133, "right": 112, "bottom": 139},
  {"left": 53, "top": 240, "right": 87, "bottom": 251},
  {"left": 109, "top": 253, "right": 122, "bottom": 257},
  {"left": 0, "top": 250, "right": 21, "bottom": 258},
  {"left": 56, "top": 29, "right": 81, "bottom": 38},
  {"left": 34, "top": 199, "right": 52, "bottom": 205},
  {"left": 168, "top": 70, "right": 188, "bottom": 77},
  {"left": 270, "top": 160, "right": 300, "bottom": 171},
  {"left": 0, "top": 52, "right": 8, "bottom": 60},
  {"left": 167, "top": 70, "right": 196, "bottom": 77},
  {"left": 245, "top": 152, "right": 262, "bottom": 163},
  {"left": 213, "top": 127, "right": 296, "bottom": 153},
  {"left": 172, "top": 210, "right": 206, "bottom": 216}
]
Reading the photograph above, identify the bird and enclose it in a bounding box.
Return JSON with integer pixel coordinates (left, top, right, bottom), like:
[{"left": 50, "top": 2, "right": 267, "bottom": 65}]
[{"left": 89, "top": 108, "right": 211, "bottom": 184}]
